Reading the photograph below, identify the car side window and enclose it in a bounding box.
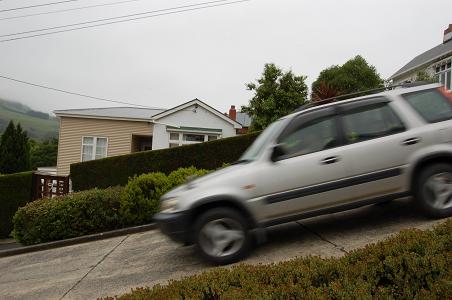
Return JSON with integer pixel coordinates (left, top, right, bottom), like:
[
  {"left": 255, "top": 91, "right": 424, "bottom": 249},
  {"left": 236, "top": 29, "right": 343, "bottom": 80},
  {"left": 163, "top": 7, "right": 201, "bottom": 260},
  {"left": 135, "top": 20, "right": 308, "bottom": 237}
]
[
  {"left": 341, "top": 103, "right": 405, "bottom": 144},
  {"left": 402, "top": 88, "right": 452, "bottom": 123},
  {"left": 278, "top": 114, "right": 338, "bottom": 159}
]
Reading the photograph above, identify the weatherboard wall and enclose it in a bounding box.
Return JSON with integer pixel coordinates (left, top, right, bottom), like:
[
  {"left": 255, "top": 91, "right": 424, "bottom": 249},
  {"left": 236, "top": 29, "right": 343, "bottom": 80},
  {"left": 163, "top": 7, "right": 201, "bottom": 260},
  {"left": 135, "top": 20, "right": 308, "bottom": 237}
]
[{"left": 56, "top": 116, "right": 153, "bottom": 176}]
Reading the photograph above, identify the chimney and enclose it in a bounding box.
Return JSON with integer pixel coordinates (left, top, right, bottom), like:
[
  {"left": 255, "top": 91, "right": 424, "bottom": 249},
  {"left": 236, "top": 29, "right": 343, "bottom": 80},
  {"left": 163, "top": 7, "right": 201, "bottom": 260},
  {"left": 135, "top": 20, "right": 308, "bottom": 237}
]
[
  {"left": 444, "top": 24, "right": 452, "bottom": 44},
  {"left": 229, "top": 105, "right": 237, "bottom": 121}
]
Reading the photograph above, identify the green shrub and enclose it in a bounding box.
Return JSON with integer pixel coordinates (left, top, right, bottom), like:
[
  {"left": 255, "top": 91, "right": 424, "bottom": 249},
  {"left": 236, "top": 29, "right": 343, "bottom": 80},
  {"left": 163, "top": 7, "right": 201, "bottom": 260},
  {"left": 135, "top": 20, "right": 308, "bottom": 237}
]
[
  {"left": 0, "top": 171, "right": 33, "bottom": 238},
  {"left": 71, "top": 132, "right": 260, "bottom": 191},
  {"left": 103, "top": 219, "right": 452, "bottom": 300},
  {"left": 12, "top": 187, "right": 123, "bottom": 245},
  {"left": 119, "top": 173, "right": 168, "bottom": 226},
  {"left": 167, "top": 166, "right": 210, "bottom": 190}
]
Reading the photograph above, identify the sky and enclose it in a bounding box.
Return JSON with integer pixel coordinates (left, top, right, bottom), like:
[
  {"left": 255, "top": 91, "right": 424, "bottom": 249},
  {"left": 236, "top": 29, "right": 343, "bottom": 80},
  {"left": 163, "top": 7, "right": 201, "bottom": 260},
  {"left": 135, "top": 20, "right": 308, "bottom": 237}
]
[{"left": 0, "top": 0, "right": 450, "bottom": 115}]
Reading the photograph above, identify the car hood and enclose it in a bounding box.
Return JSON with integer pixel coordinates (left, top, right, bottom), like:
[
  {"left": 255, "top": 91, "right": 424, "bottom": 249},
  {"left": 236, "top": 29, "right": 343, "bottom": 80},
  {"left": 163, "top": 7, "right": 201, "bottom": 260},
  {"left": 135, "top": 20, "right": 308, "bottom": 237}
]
[{"left": 162, "top": 162, "right": 252, "bottom": 198}]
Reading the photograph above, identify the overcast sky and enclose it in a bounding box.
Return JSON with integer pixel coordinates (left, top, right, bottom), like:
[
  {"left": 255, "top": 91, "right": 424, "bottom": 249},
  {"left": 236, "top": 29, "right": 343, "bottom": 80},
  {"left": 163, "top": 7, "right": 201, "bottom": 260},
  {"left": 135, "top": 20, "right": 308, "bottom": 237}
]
[{"left": 0, "top": 0, "right": 450, "bottom": 115}]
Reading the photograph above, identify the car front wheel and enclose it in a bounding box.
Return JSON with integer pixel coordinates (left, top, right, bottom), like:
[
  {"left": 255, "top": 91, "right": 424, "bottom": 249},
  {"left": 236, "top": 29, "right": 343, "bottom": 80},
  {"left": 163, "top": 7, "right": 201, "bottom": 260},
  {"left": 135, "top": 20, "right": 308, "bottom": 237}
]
[
  {"left": 194, "top": 207, "right": 251, "bottom": 265},
  {"left": 415, "top": 163, "right": 452, "bottom": 218}
]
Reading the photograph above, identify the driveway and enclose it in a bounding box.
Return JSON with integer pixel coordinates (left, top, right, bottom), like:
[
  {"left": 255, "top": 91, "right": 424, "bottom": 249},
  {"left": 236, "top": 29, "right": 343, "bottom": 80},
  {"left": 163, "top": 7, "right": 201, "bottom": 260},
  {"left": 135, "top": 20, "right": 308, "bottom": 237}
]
[{"left": 0, "top": 198, "right": 445, "bottom": 300}]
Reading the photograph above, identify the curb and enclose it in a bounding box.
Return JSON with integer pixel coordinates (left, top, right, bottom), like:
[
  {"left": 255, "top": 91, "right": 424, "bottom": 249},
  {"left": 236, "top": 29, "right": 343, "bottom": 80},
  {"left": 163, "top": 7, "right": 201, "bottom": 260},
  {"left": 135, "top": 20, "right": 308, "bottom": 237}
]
[{"left": 0, "top": 223, "right": 157, "bottom": 258}]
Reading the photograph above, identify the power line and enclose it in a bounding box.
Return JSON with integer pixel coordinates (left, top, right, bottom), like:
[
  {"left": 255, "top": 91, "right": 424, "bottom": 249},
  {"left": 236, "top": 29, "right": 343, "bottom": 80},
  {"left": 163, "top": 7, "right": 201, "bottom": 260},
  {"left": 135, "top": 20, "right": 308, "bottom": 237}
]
[
  {"left": 0, "top": 0, "right": 250, "bottom": 42},
  {"left": 0, "top": 0, "right": 85, "bottom": 13},
  {"left": 0, "top": 0, "right": 235, "bottom": 37},
  {"left": 0, "top": 74, "right": 154, "bottom": 108},
  {"left": 0, "top": 0, "right": 143, "bottom": 21}
]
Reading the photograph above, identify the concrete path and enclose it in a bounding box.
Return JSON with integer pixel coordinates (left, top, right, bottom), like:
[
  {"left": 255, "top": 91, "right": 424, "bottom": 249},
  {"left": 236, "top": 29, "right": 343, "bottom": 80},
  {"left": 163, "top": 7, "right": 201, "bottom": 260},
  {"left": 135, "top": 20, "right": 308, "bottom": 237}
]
[{"left": 0, "top": 198, "right": 445, "bottom": 300}]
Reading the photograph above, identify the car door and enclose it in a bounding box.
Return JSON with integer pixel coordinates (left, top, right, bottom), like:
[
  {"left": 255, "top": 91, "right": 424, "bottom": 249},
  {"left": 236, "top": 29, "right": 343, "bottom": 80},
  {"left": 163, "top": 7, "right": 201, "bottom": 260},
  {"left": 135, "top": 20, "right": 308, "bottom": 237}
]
[
  {"left": 335, "top": 97, "right": 429, "bottom": 200},
  {"left": 255, "top": 107, "right": 354, "bottom": 221}
]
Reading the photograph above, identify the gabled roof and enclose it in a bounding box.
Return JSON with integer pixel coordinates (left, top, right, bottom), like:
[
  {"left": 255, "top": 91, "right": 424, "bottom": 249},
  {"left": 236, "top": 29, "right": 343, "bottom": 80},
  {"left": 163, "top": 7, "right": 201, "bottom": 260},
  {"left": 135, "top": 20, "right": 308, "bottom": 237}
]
[
  {"left": 151, "top": 98, "right": 242, "bottom": 129},
  {"left": 54, "top": 106, "right": 165, "bottom": 122},
  {"left": 390, "top": 40, "right": 452, "bottom": 79}
]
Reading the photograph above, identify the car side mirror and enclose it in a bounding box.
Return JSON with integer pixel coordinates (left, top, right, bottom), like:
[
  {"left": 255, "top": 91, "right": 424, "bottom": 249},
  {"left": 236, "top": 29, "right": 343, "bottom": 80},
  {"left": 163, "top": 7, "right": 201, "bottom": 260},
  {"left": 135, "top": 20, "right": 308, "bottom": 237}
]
[{"left": 270, "top": 144, "right": 286, "bottom": 162}]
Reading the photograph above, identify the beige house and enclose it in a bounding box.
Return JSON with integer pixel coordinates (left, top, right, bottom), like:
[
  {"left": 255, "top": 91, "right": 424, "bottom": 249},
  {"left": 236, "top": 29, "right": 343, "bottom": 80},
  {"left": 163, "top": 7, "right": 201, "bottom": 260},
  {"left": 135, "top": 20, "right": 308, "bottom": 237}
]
[{"left": 54, "top": 99, "right": 244, "bottom": 176}]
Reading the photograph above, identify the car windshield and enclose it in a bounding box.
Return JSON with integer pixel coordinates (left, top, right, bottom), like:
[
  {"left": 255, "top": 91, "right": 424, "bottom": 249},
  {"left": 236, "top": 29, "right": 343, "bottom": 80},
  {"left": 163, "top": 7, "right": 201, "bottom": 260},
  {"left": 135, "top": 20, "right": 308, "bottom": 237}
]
[{"left": 239, "top": 119, "right": 285, "bottom": 162}]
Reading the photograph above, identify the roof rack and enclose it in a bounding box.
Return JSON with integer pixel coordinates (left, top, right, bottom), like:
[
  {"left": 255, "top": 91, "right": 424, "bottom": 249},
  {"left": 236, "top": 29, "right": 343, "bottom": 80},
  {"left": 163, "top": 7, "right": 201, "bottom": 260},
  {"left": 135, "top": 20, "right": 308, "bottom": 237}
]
[{"left": 295, "top": 81, "right": 435, "bottom": 112}]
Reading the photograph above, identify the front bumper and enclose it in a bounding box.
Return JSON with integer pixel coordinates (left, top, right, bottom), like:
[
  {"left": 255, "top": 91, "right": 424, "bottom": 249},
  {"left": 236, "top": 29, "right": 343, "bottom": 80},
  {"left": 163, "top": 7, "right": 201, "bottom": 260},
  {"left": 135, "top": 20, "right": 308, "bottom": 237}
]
[{"left": 153, "top": 211, "right": 191, "bottom": 244}]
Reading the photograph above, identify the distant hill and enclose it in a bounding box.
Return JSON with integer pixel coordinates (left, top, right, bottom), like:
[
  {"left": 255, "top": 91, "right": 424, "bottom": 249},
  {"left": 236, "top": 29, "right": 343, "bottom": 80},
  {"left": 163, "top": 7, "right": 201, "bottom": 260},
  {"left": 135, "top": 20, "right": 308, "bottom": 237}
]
[{"left": 0, "top": 99, "right": 58, "bottom": 141}]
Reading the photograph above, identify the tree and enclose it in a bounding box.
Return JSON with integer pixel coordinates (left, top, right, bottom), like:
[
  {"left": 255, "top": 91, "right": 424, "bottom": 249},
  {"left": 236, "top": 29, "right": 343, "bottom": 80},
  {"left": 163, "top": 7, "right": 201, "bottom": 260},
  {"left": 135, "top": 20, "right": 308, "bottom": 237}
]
[
  {"left": 241, "top": 63, "right": 308, "bottom": 130},
  {"left": 415, "top": 70, "right": 437, "bottom": 83},
  {"left": 29, "top": 138, "right": 58, "bottom": 169},
  {"left": 0, "top": 121, "right": 30, "bottom": 174},
  {"left": 311, "top": 55, "right": 384, "bottom": 101}
]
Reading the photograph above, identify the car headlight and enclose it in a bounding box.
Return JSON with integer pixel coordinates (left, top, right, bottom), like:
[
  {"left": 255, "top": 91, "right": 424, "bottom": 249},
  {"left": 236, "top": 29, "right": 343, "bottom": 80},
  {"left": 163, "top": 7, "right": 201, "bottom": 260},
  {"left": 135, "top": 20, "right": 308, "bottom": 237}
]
[{"left": 160, "top": 198, "right": 179, "bottom": 213}]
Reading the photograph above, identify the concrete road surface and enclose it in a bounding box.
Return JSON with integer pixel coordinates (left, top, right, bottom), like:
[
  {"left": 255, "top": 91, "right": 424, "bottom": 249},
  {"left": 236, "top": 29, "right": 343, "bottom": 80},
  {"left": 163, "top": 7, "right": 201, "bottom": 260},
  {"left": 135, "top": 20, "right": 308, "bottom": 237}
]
[{"left": 0, "top": 198, "right": 446, "bottom": 300}]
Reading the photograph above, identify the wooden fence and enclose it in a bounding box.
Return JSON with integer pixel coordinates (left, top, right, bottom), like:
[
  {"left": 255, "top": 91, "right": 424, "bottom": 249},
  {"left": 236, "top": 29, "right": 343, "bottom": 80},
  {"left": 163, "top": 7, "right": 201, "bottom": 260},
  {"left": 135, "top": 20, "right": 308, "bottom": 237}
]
[{"left": 32, "top": 173, "right": 70, "bottom": 200}]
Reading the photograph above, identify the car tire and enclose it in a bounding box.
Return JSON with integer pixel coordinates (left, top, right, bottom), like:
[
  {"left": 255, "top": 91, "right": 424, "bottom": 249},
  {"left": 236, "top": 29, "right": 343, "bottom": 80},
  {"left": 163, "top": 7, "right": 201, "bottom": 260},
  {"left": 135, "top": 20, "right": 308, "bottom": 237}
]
[
  {"left": 415, "top": 163, "right": 452, "bottom": 218},
  {"left": 193, "top": 207, "right": 252, "bottom": 265}
]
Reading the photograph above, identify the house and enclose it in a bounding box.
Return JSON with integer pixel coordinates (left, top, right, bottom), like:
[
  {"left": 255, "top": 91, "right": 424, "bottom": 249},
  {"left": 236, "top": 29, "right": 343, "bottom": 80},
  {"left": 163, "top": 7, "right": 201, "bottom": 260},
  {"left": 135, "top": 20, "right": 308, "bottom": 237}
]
[
  {"left": 390, "top": 24, "right": 452, "bottom": 91},
  {"left": 54, "top": 99, "right": 244, "bottom": 176}
]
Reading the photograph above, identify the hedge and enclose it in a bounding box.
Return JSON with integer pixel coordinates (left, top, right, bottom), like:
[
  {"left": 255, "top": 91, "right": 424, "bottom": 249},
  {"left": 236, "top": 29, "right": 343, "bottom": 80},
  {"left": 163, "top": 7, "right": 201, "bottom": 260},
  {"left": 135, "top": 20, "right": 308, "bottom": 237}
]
[
  {"left": 70, "top": 132, "right": 259, "bottom": 191},
  {"left": 13, "top": 167, "right": 211, "bottom": 245},
  {"left": 104, "top": 219, "right": 452, "bottom": 299},
  {"left": 0, "top": 171, "right": 33, "bottom": 238},
  {"left": 12, "top": 187, "right": 124, "bottom": 245}
]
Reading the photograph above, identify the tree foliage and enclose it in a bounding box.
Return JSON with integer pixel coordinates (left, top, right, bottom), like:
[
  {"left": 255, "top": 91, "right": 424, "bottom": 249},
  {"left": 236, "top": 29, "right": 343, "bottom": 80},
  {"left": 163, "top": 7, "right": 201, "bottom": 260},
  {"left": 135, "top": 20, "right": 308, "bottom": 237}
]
[
  {"left": 29, "top": 138, "right": 58, "bottom": 170},
  {"left": 241, "top": 63, "right": 308, "bottom": 130},
  {"left": 311, "top": 55, "right": 384, "bottom": 101},
  {"left": 0, "top": 121, "right": 30, "bottom": 174}
]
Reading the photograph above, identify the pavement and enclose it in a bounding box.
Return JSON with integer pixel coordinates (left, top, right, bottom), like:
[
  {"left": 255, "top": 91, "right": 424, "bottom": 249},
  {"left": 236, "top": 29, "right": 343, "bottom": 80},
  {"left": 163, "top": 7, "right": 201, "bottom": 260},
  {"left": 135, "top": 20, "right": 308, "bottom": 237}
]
[{"left": 0, "top": 198, "right": 446, "bottom": 300}]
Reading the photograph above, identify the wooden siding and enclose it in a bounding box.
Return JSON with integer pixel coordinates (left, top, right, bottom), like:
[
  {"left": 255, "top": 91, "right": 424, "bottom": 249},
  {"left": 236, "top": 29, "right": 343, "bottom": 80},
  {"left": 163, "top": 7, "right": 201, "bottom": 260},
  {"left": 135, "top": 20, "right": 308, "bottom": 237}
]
[{"left": 56, "top": 117, "right": 153, "bottom": 176}]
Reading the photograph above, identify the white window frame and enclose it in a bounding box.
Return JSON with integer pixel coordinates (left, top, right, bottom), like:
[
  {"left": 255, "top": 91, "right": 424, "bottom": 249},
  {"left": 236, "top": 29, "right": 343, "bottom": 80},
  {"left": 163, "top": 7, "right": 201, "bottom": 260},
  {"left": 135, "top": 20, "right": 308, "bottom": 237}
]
[
  {"left": 80, "top": 136, "right": 108, "bottom": 162},
  {"left": 168, "top": 131, "right": 222, "bottom": 147},
  {"left": 434, "top": 59, "right": 452, "bottom": 91}
]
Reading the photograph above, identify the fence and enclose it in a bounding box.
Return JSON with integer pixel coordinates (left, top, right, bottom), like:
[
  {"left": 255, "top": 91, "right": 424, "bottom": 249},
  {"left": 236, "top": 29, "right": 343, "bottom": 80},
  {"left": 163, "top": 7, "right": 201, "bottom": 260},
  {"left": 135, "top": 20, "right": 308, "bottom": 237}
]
[{"left": 32, "top": 173, "right": 70, "bottom": 200}]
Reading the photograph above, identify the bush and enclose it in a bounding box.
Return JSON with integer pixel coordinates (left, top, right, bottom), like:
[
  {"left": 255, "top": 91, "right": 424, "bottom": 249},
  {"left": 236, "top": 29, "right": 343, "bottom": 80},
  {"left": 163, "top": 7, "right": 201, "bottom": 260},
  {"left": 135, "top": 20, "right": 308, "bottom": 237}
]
[
  {"left": 103, "top": 219, "right": 452, "bottom": 299},
  {"left": 0, "top": 171, "right": 33, "bottom": 238},
  {"left": 70, "top": 132, "right": 259, "bottom": 191},
  {"left": 12, "top": 187, "right": 123, "bottom": 245},
  {"left": 167, "top": 166, "right": 210, "bottom": 190},
  {"left": 119, "top": 173, "right": 168, "bottom": 226}
]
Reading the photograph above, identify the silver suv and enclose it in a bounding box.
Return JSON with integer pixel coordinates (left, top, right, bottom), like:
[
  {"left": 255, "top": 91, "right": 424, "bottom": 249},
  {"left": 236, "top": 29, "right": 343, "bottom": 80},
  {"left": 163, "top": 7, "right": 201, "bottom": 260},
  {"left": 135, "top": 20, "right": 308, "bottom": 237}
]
[{"left": 154, "top": 83, "right": 452, "bottom": 264}]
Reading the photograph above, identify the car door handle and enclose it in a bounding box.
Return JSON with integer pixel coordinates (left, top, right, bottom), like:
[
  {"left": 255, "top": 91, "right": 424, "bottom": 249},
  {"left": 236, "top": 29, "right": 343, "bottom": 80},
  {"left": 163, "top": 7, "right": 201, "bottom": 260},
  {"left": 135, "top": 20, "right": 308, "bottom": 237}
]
[
  {"left": 321, "top": 156, "right": 340, "bottom": 165},
  {"left": 401, "top": 137, "right": 421, "bottom": 146}
]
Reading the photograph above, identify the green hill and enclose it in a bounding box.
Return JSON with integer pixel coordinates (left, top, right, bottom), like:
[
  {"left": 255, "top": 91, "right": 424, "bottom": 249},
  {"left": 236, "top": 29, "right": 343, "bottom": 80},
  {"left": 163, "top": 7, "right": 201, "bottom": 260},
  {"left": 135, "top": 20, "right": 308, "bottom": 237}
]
[{"left": 0, "top": 99, "right": 58, "bottom": 141}]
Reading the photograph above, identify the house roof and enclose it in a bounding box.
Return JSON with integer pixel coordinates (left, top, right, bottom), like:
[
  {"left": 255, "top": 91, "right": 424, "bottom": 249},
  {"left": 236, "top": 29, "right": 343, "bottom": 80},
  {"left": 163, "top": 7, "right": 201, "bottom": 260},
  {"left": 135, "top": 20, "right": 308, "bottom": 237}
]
[
  {"left": 151, "top": 98, "right": 243, "bottom": 129},
  {"left": 54, "top": 99, "right": 243, "bottom": 129},
  {"left": 390, "top": 40, "right": 452, "bottom": 79},
  {"left": 236, "top": 112, "right": 251, "bottom": 127},
  {"left": 54, "top": 107, "right": 166, "bottom": 122}
]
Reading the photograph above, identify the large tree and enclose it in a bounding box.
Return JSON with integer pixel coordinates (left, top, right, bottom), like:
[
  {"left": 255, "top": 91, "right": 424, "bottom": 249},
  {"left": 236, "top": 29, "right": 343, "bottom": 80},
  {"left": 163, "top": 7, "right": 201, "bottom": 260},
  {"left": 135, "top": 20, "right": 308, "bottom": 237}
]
[
  {"left": 0, "top": 121, "right": 30, "bottom": 174},
  {"left": 311, "top": 55, "right": 384, "bottom": 101},
  {"left": 242, "top": 63, "right": 308, "bottom": 130}
]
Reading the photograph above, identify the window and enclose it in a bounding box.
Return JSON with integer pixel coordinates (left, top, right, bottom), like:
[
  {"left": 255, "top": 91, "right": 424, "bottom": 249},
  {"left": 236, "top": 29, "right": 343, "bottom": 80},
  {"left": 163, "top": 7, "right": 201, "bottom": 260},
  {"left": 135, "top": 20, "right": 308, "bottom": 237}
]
[
  {"left": 341, "top": 103, "right": 405, "bottom": 143},
  {"left": 434, "top": 60, "right": 452, "bottom": 91},
  {"left": 278, "top": 115, "right": 338, "bottom": 158},
  {"left": 183, "top": 134, "right": 205, "bottom": 142},
  {"left": 82, "top": 137, "right": 107, "bottom": 161},
  {"left": 168, "top": 131, "right": 221, "bottom": 147},
  {"left": 403, "top": 89, "right": 452, "bottom": 123}
]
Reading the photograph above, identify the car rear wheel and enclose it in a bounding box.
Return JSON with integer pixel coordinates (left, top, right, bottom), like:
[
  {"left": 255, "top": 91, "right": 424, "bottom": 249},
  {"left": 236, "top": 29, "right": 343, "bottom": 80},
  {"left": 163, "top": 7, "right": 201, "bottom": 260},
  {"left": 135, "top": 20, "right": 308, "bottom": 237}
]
[
  {"left": 415, "top": 163, "right": 452, "bottom": 218},
  {"left": 194, "top": 207, "right": 251, "bottom": 265}
]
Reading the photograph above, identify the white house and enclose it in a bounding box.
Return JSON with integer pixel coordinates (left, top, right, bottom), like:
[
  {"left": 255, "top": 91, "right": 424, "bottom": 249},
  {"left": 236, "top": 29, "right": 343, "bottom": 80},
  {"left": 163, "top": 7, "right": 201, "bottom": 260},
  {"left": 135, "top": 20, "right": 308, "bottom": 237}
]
[
  {"left": 390, "top": 24, "right": 452, "bottom": 91},
  {"left": 54, "top": 99, "right": 243, "bottom": 176}
]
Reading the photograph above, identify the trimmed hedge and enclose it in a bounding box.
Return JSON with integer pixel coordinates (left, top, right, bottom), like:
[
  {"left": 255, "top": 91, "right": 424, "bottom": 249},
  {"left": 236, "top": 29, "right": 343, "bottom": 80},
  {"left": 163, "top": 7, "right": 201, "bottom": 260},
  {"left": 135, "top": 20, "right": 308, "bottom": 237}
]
[
  {"left": 0, "top": 171, "right": 33, "bottom": 238},
  {"left": 104, "top": 219, "right": 452, "bottom": 299},
  {"left": 70, "top": 132, "right": 259, "bottom": 191},
  {"left": 13, "top": 187, "right": 124, "bottom": 245}
]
